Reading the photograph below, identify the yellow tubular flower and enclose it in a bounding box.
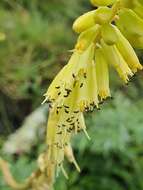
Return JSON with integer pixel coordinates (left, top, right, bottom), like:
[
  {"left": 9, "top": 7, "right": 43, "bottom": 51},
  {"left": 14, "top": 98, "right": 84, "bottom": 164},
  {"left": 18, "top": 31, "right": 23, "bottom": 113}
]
[
  {"left": 127, "top": 35, "right": 143, "bottom": 49},
  {"left": 75, "top": 25, "right": 101, "bottom": 52},
  {"left": 102, "top": 41, "right": 133, "bottom": 83},
  {"left": 133, "top": 0, "right": 143, "bottom": 19},
  {"left": 73, "top": 6, "right": 115, "bottom": 35},
  {"left": 116, "top": 8, "right": 143, "bottom": 36},
  {"left": 73, "top": 10, "right": 96, "bottom": 33},
  {"left": 46, "top": 108, "right": 61, "bottom": 186},
  {"left": 120, "top": 0, "right": 134, "bottom": 8},
  {"left": 76, "top": 61, "right": 99, "bottom": 112},
  {"left": 94, "top": 7, "right": 113, "bottom": 25},
  {"left": 95, "top": 48, "right": 111, "bottom": 101},
  {"left": 43, "top": 52, "right": 80, "bottom": 103},
  {"left": 43, "top": 1, "right": 143, "bottom": 188},
  {"left": 44, "top": 43, "right": 95, "bottom": 107},
  {"left": 120, "top": 0, "right": 143, "bottom": 18},
  {"left": 64, "top": 145, "right": 80, "bottom": 172},
  {"left": 46, "top": 103, "right": 89, "bottom": 170},
  {"left": 101, "top": 23, "right": 119, "bottom": 45},
  {"left": 114, "top": 25, "right": 143, "bottom": 73}
]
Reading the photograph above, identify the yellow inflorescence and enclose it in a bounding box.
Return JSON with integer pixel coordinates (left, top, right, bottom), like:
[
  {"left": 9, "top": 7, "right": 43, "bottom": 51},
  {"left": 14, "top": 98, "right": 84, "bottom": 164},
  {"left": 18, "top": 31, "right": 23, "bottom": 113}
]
[{"left": 43, "top": 0, "right": 143, "bottom": 188}]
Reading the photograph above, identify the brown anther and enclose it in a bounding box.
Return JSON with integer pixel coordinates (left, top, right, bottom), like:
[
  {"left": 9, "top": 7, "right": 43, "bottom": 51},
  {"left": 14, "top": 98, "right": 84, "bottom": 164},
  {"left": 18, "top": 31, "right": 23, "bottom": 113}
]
[
  {"left": 58, "top": 92, "right": 61, "bottom": 96},
  {"left": 64, "top": 105, "right": 69, "bottom": 109},
  {"left": 84, "top": 73, "right": 87, "bottom": 78},
  {"left": 80, "top": 83, "right": 83, "bottom": 88},
  {"left": 55, "top": 86, "right": 60, "bottom": 89},
  {"left": 70, "top": 123, "right": 75, "bottom": 126},
  {"left": 65, "top": 88, "right": 72, "bottom": 93},
  {"left": 49, "top": 104, "right": 53, "bottom": 109},
  {"left": 65, "top": 109, "right": 69, "bottom": 113},
  {"left": 64, "top": 94, "right": 69, "bottom": 98},
  {"left": 72, "top": 73, "right": 76, "bottom": 78},
  {"left": 74, "top": 110, "right": 79, "bottom": 113},
  {"left": 57, "top": 131, "right": 62, "bottom": 135},
  {"left": 67, "top": 129, "right": 71, "bottom": 133},
  {"left": 57, "top": 106, "right": 62, "bottom": 109},
  {"left": 66, "top": 118, "right": 71, "bottom": 122}
]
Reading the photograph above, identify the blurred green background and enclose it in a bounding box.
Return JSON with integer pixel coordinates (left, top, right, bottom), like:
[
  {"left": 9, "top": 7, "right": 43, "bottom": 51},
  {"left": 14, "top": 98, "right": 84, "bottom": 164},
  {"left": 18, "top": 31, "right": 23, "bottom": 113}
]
[{"left": 0, "top": 0, "right": 143, "bottom": 190}]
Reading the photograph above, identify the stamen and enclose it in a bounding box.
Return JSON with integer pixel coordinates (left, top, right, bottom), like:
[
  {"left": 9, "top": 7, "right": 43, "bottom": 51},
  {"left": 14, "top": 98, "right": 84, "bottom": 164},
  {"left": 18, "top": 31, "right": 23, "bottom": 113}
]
[
  {"left": 57, "top": 131, "right": 62, "bottom": 135},
  {"left": 80, "top": 83, "right": 83, "bottom": 88},
  {"left": 41, "top": 97, "right": 48, "bottom": 105},
  {"left": 72, "top": 73, "right": 76, "bottom": 78},
  {"left": 55, "top": 86, "right": 60, "bottom": 89},
  {"left": 65, "top": 109, "right": 69, "bottom": 114},
  {"left": 58, "top": 92, "right": 61, "bottom": 96},
  {"left": 61, "top": 165, "right": 69, "bottom": 179}
]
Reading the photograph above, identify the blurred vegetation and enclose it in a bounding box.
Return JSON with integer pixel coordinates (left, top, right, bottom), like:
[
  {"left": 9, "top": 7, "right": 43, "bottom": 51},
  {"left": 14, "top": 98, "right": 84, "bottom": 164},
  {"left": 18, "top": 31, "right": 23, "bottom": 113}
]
[{"left": 0, "top": 0, "right": 143, "bottom": 190}]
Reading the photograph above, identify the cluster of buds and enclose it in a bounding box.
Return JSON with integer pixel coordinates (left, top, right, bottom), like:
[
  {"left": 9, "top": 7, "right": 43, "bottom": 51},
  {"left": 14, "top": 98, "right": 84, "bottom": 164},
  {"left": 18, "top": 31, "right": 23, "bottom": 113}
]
[{"left": 42, "top": 0, "right": 143, "bottom": 188}]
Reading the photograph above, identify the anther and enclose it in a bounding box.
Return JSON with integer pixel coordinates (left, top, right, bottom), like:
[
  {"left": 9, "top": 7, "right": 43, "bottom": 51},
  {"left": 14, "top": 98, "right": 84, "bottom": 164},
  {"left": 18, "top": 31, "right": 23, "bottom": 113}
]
[
  {"left": 49, "top": 104, "right": 53, "bottom": 109},
  {"left": 72, "top": 73, "right": 76, "bottom": 78},
  {"left": 80, "top": 83, "right": 83, "bottom": 88},
  {"left": 74, "top": 110, "right": 79, "bottom": 113},
  {"left": 65, "top": 88, "right": 72, "bottom": 93},
  {"left": 57, "top": 131, "right": 62, "bottom": 135},
  {"left": 84, "top": 73, "right": 87, "bottom": 78},
  {"left": 66, "top": 118, "right": 71, "bottom": 122},
  {"left": 55, "top": 86, "right": 60, "bottom": 89},
  {"left": 64, "top": 105, "right": 69, "bottom": 109},
  {"left": 64, "top": 94, "right": 69, "bottom": 98},
  {"left": 67, "top": 129, "right": 71, "bottom": 133},
  {"left": 65, "top": 109, "right": 69, "bottom": 114},
  {"left": 57, "top": 106, "right": 62, "bottom": 109},
  {"left": 58, "top": 92, "right": 61, "bottom": 96}
]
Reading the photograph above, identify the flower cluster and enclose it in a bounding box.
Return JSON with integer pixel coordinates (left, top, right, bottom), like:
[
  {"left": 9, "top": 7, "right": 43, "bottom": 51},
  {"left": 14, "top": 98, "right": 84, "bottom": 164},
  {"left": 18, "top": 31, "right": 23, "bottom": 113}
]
[{"left": 43, "top": 0, "right": 143, "bottom": 186}]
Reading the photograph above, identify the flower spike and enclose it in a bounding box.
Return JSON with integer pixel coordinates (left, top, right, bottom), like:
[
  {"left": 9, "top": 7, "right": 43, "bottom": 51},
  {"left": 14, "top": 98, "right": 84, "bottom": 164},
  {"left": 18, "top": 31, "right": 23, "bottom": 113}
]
[{"left": 42, "top": 0, "right": 143, "bottom": 189}]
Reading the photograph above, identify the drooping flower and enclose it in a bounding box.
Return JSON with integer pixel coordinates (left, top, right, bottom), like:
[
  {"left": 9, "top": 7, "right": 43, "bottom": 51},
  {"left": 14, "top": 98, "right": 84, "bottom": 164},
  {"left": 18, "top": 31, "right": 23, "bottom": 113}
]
[
  {"left": 43, "top": 0, "right": 143, "bottom": 188},
  {"left": 46, "top": 104, "right": 89, "bottom": 180},
  {"left": 95, "top": 47, "right": 111, "bottom": 101},
  {"left": 101, "top": 40, "right": 134, "bottom": 83},
  {"left": 45, "top": 43, "right": 98, "bottom": 111}
]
